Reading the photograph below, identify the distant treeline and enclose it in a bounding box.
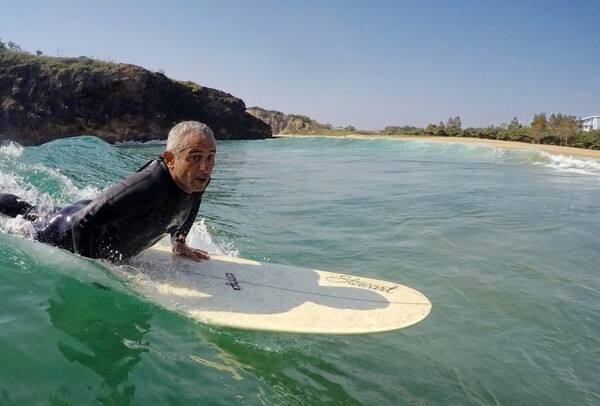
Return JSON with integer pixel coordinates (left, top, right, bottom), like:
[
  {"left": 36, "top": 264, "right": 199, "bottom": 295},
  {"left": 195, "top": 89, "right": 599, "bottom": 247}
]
[
  {"left": 383, "top": 114, "right": 600, "bottom": 150},
  {"left": 274, "top": 111, "right": 600, "bottom": 151}
]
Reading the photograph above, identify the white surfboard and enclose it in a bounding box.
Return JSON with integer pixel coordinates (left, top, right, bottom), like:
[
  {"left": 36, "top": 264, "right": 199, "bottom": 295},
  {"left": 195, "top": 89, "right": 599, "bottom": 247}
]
[{"left": 114, "top": 244, "right": 432, "bottom": 334}]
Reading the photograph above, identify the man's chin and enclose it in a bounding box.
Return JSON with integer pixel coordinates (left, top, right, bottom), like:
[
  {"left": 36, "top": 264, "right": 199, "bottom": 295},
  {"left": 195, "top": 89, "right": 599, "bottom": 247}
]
[{"left": 194, "top": 179, "right": 208, "bottom": 191}]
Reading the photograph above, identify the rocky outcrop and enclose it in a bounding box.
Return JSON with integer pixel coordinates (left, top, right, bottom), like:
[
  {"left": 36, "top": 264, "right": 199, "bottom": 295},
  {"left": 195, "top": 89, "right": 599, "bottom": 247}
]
[
  {"left": 247, "top": 107, "right": 330, "bottom": 135},
  {"left": 0, "top": 52, "right": 271, "bottom": 145}
]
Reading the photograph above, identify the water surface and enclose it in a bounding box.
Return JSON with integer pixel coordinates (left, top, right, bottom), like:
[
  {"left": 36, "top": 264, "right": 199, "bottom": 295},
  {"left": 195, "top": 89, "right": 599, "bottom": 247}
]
[{"left": 1, "top": 136, "right": 599, "bottom": 405}]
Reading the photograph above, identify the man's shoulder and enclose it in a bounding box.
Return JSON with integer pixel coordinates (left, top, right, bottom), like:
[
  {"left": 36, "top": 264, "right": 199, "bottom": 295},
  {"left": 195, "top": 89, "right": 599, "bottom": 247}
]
[
  {"left": 125, "top": 159, "right": 169, "bottom": 185},
  {"left": 96, "top": 160, "right": 170, "bottom": 204}
]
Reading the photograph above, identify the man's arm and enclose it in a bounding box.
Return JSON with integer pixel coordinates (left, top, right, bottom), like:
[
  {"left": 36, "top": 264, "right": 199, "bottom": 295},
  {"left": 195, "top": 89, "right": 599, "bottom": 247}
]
[
  {"left": 71, "top": 212, "right": 95, "bottom": 257},
  {"left": 171, "top": 232, "right": 210, "bottom": 261},
  {"left": 170, "top": 195, "right": 210, "bottom": 262}
]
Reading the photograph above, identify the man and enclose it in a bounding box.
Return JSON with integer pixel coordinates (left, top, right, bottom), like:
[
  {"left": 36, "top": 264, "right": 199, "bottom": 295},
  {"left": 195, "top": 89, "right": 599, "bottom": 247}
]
[{"left": 0, "top": 121, "right": 216, "bottom": 262}]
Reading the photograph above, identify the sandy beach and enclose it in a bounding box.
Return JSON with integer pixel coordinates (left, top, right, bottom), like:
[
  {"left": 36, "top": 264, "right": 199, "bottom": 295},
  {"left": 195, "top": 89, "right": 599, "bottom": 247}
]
[{"left": 275, "top": 134, "right": 600, "bottom": 159}]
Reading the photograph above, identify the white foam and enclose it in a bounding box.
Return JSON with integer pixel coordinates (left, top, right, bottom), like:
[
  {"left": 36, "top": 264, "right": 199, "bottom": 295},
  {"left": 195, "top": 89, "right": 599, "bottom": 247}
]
[
  {"left": 186, "top": 218, "right": 239, "bottom": 257},
  {"left": 28, "top": 163, "right": 101, "bottom": 202},
  {"left": 0, "top": 215, "right": 36, "bottom": 238},
  {"left": 0, "top": 170, "right": 52, "bottom": 237},
  {"left": 0, "top": 141, "right": 24, "bottom": 158},
  {"left": 0, "top": 171, "right": 40, "bottom": 204},
  {"left": 538, "top": 152, "right": 600, "bottom": 176},
  {"left": 402, "top": 139, "right": 600, "bottom": 176},
  {"left": 461, "top": 144, "right": 600, "bottom": 176}
]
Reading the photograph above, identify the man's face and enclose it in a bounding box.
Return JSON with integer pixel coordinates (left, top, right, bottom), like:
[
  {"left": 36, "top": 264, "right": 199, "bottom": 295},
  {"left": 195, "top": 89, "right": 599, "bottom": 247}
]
[{"left": 164, "top": 132, "right": 216, "bottom": 194}]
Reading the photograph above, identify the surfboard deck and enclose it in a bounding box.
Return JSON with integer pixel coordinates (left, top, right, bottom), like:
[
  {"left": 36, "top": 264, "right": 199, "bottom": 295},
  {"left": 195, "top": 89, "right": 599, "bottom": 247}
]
[{"left": 113, "top": 244, "right": 432, "bottom": 334}]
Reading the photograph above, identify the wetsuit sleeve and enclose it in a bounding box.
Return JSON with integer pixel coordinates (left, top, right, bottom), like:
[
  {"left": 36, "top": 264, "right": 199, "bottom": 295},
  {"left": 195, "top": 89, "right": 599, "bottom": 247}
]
[
  {"left": 170, "top": 194, "right": 202, "bottom": 245},
  {"left": 71, "top": 212, "right": 94, "bottom": 257}
]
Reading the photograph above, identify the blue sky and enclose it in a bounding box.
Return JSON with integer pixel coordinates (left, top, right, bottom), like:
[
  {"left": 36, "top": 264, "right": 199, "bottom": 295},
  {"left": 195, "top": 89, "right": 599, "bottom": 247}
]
[{"left": 1, "top": 0, "right": 599, "bottom": 129}]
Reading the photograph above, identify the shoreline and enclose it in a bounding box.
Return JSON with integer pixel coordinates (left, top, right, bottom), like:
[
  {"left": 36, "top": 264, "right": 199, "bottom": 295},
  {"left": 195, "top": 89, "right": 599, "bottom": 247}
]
[{"left": 274, "top": 134, "right": 600, "bottom": 159}]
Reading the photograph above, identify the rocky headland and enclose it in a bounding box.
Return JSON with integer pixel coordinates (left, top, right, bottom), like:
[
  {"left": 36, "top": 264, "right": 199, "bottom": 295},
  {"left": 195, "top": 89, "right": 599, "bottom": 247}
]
[
  {"left": 0, "top": 50, "right": 271, "bottom": 145},
  {"left": 247, "top": 107, "right": 334, "bottom": 135}
]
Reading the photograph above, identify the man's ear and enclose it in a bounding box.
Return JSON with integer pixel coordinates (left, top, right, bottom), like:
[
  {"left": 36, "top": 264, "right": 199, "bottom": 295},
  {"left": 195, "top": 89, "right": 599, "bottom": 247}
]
[{"left": 163, "top": 151, "right": 175, "bottom": 168}]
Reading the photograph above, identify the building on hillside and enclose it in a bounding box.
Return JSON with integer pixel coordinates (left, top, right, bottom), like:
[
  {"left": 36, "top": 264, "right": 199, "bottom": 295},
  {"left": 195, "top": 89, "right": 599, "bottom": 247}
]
[{"left": 581, "top": 115, "right": 600, "bottom": 131}]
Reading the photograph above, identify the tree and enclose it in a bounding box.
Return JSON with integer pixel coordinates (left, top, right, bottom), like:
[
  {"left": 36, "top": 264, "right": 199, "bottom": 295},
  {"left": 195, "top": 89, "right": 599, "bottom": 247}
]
[
  {"left": 530, "top": 113, "right": 548, "bottom": 144},
  {"left": 550, "top": 113, "right": 579, "bottom": 146},
  {"left": 425, "top": 122, "right": 447, "bottom": 136},
  {"left": 381, "top": 125, "right": 422, "bottom": 135},
  {"left": 446, "top": 116, "right": 462, "bottom": 130},
  {"left": 424, "top": 124, "right": 436, "bottom": 135},
  {"left": 445, "top": 116, "right": 462, "bottom": 136},
  {"left": 507, "top": 117, "right": 521, "bottom": 130},
  {"left": 7, "top": 41, "right": 22, "bottom": 52},
  {"left": 0, "top": 39, "right": 23, "bottom": 52}
]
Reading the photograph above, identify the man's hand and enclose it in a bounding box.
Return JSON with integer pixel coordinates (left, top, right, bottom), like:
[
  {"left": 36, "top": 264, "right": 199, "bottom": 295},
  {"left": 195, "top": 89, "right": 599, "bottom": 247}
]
[{"left": 172, "top": 241, "right": 210, "bottom": 262}]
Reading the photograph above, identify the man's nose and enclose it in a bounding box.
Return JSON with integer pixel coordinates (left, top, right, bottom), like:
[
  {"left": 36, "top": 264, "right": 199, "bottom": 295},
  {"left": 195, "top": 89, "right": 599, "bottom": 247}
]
[{"left": 198, "top": 159, "right": 209, "bottom": 171}]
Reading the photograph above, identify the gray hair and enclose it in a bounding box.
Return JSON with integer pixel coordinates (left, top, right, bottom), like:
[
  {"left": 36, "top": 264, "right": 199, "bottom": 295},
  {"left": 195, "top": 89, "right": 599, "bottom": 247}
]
[{"left": 166, "top": 121, "right": 215, "bottom": 156}]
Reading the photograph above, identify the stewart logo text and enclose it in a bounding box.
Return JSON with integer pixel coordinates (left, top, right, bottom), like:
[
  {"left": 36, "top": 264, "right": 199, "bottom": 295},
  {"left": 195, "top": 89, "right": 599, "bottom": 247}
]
[
  {"left": 325, "top": 274, "right": 398, "bottom": 293},
  {"left": 225, "top": 273, "right": 241, "bottom": 290}
]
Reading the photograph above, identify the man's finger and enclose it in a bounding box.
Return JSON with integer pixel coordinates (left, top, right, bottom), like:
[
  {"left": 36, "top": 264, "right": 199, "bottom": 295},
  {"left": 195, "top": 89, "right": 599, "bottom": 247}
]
[{"left": 195, "top": 250, "right": 210, "bottom": 260}]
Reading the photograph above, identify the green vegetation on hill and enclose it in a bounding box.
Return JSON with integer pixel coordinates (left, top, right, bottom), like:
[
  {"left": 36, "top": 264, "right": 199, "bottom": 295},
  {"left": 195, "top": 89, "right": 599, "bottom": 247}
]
[
  {"left": 247, "top": 107, "right": 368, "bottom": 136},
  {"left": 1, "top": 40, "right": 118, "bottom": 75}
]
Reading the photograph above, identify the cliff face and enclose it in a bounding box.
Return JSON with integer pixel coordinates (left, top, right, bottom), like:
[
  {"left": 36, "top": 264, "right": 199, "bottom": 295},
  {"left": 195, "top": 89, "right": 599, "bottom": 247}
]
[
  {"left": 0, "top": 52, "right": 271, "bottom": 145},
  {"left": 247, "top": 107, "right": 328, "bottom": 135}
]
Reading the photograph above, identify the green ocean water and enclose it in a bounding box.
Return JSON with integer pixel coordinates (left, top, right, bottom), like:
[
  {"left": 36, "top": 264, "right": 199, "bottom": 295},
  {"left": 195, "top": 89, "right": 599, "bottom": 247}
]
[{"left": 0, "top": 136, "right": 599, "bottom": 405}]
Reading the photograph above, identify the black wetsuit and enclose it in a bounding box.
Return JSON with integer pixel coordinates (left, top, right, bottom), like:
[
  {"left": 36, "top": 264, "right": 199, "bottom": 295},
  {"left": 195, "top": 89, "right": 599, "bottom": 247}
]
[{"left": 0, "top": 159, "right": 204, "bottom": 262}]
